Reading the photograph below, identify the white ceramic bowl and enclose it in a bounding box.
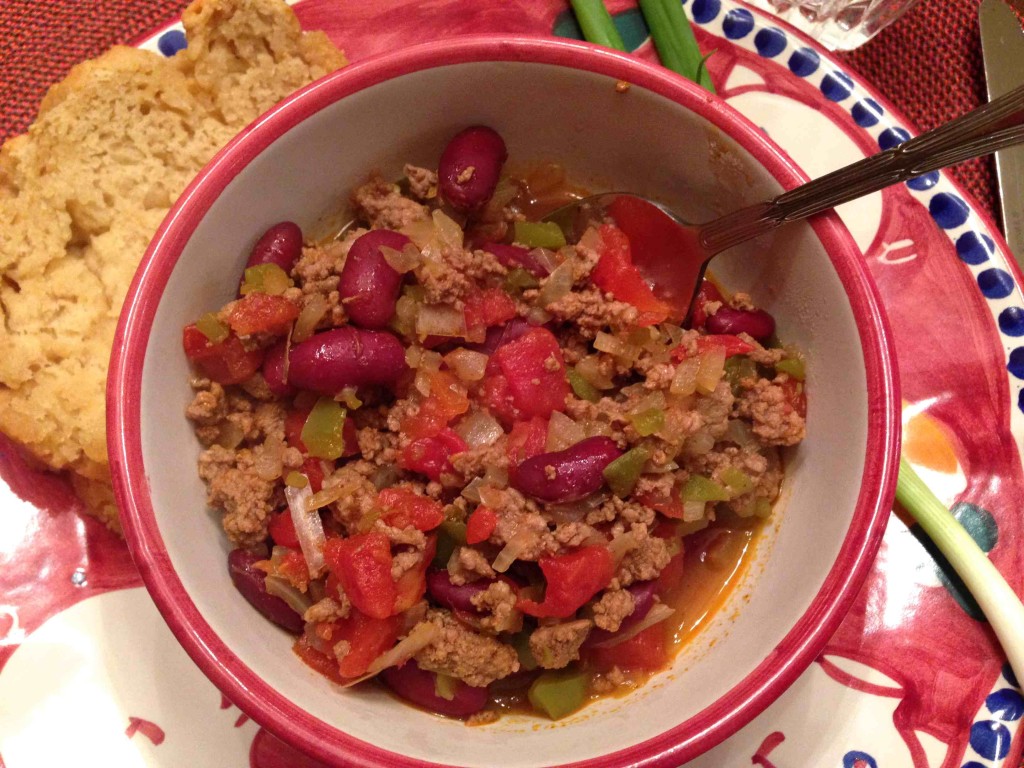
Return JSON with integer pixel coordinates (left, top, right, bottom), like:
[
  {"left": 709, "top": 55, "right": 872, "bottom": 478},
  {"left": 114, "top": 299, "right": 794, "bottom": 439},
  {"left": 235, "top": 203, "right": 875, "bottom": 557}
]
[{"left": 109, "top": 36, "right": 900, "bottom": 768}]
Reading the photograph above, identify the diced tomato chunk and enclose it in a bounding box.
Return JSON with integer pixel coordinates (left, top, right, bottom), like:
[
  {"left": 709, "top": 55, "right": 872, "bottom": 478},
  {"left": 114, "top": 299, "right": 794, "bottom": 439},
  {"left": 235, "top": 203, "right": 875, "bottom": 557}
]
[
  {"left": 227, "top": 292, "right": 299, "bottom": 336},
  {"left": 781, "top": 378, "right": 807, "bottom": 419},
  {"left": 517, "top": 546, "right": 615, "bottom": 618},
  {"left": 506, "top": 417, "right": 548, "bottom": 466},
  {"left": 670, "top": 334, "right": 754, "bottom": 361},
  {"left": 400, "top": 370, "right": 470, "bottom": 441},
  {"left": 275, "top": 548, "right": 310, "bottom": 592},
  {"left": 688, "top": 280, "right": 724, "bottom": 329},
  {"left": 323, "top": 609, "right": 403, "bottom": 679},
  {"left": 293, "top": 636, "right": 347, "bottom": 684},
  {"left": 399, "top": 428, "right": 467, "bottom": 482},
  {"left": 637, "top": 491, "right": 687, "bottom": 521},
  {"left": 183, "top": 325, "right": 263, "bottom": 385},
  {"left": 586, "top": 623, "right": 668, "bottom": 671},
  {"left": 379, "top": 487, "right": 445, "bottom": 531},
  {"left": 591, "top": 224, "right": 670, "bottom": 327},
  {"left": 268, "top": 510, "right": 300, "bottom": 549},
  {"left": 488, "top": 328, "right": 568, "bottom": 421},
  {"left": 323, "top": 532, "right": 395, "bottom": 620},
  {"left": 655, "top": 551, "right": 686, "bottom": 599},
  {"left": 464, "top": 288, "right": 517, "bottom": 339},
  {"left": 392, "top": 536, "right": 436, "bottom": 614},
  {"left": 466, "top": 506, "right": 498, "bottom": 545}
]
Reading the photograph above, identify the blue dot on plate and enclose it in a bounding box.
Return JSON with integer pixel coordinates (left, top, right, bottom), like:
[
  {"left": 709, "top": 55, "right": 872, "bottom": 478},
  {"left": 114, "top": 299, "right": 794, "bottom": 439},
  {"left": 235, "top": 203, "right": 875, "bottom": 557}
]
[
  {"left": 1008, "top": 348, "right": 1024, "bottom": 379},
  {"left": 157, "top": 29, "right": 188, "bottom": 57},
  {"left": 754, "top": 27, "right": 787, "bottom": 57},
  {"left": 852, "top": 98, "right": 883, "bottom": 127},
  {"left": 961, "top": 763, "right": 987, "bottom": 768},
  {"left": 987, "top": 688, "right": 1024, "bottom": 721},
  {"left": 1000, "top": 307, "right": 1024, "bottom": 337},
  {"left": 1019, "top": 387, "right": 1024, "bottom": 415},
  {"left": 955, "top": 231, "right": 994, "bottom": 265},
  {"left": 842, "top": 751, "right": 877, "bottom": 768},
  {"left": 879, "top": 126, "right": 911, "bottom": 151},
  {"left": 721, "top": 7, "right": 755, "bottom": 38},
  {"left": 970, "top": 720, "right": 1011, "bottom": 760},
  {"left": 907, "top": 171, "right": 940, "bottom": 191},
  {"left": 788, "top": 47, "right": 819, "bottom": 76},
  {"left": 821, "top": 70, "right": 853, "bottom": 102},
  {"left": 978, "top": 268, "right": 1015, "bottom": 299},
  {"left": 691, "top": 0, "right": 722, "bottom": 23},
  {"left": 929, "top": 192, "right": 969, "bottom": 229}
]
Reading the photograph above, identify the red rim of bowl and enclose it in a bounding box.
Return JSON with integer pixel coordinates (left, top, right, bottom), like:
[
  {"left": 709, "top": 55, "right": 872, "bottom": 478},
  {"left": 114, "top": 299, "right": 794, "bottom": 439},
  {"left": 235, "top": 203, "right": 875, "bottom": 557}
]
[{"left": 109, "top": 35, "right": 900, "bottom": 768}]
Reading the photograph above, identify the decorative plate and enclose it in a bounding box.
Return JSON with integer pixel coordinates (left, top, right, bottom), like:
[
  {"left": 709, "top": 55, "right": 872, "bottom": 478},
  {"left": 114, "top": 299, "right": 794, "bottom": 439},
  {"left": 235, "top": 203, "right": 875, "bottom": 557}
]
[{"left": 2, "top": 1, "right": 1022, "bottom": 766}]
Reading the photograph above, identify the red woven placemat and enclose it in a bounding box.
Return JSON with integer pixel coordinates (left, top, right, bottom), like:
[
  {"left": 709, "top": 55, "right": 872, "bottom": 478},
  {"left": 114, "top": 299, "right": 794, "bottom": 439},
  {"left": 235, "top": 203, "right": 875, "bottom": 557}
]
[{"left": 0, "top": 0, "right": 1009, "bottom": 227}]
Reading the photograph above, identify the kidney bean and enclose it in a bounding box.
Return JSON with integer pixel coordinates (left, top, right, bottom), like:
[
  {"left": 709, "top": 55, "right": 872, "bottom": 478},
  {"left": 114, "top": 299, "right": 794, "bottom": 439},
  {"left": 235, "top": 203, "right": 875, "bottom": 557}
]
[
  {"left": 438, "top": 126, "right": 508, "bottom": 212},
  {"left": 339, "top": 230, "right": 408, "bottom": 329},
  {"left": 584, "top": 579, "right": 657, "bottom": 647},
  {"left": 511, "top": 436, "right": 622, "bottom": 503},
  {"left": 228, "top": 549, "right": 303, "bottom": 634},
  {"left": 705, "top": 306, "right": 776, "bottom": 341},
  {"left": 246, "top": 221, "right": 303, "bottom": 272},
  {"left": 426, "top": 569, "right": 490, "bottom": 613},
  {"left": 288, "top": 327, "right": 407, "bottom": 395},
  {"left": 381, "top": 659, "right": 489, "bottom": 718},
  {"left": 261, "top": 341, "right": 294, "bottom": 398},
  {"left": 481, "top": 242, "right": 551, "bottom": 277}
]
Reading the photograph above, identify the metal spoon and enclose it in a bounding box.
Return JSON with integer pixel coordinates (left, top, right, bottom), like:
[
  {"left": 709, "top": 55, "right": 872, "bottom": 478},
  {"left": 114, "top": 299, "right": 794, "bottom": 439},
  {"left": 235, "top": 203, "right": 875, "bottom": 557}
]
[{"left": 547, "top": 83, "right": 1024, "bottom": 322}]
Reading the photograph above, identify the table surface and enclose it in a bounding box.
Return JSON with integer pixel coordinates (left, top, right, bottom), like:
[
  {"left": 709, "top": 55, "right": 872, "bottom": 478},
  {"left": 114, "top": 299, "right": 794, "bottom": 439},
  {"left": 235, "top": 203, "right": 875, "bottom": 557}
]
[{"left": 1, "top": 0, "right": 1015, "bottom": 231}]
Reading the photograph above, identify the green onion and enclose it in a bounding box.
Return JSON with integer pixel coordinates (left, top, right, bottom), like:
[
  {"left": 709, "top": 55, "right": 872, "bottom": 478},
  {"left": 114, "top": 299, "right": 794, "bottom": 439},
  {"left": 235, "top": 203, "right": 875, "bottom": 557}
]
[
  {"left": 630, "top": 408, "right": 665, "bottom": 437},
  {"left": 681, "top": 474, "right": 730, "bottom": 502},
  {"left": 300, "top": 398, "right": 348, "bottom": 460},
  {"left": 195, "top": 312, "right": 229, "bottom": 344},
  {"left": 896, "top": 456, "right": 1024, "bottom": 681},
  {"left": 528, "top": 668, "right": 589, "bottom": 720},
  {"left": 570, "top": 0, "right": 627, "bottom": 51},
  {"left": 514, "top": 221, "right": 567, "bottom": 250},
  {"left": 567, "top": 367, "right": 601, "bottom": 403},
  {"left": 603, "top": 445, "right": 651, "bottom": 497},
  {"left": 776, "top": 357, "right": 806, "bottom": 381},
  {"left": 240, "top": 263, "right": 293, "bottom": 295},
  {"left": 637, "top": 0, "right": 716, "bottom": 92}
]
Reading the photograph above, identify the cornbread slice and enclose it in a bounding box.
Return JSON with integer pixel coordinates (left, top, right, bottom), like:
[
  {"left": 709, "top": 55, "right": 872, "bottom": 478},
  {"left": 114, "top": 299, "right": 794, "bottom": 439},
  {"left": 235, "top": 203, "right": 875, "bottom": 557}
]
[{"left": 0, "top": 0, "right": 346, "bottom": 532}]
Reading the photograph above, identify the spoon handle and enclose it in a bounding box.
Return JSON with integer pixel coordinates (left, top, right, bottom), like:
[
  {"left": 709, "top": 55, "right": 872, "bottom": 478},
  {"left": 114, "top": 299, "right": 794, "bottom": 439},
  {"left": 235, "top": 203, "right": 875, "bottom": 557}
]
[
  {"left": 896, "top": 457, "right": 1024, "bottom": 684},
  {"left": 700, "top": 84, "right": 1024, "bottom": 254}
]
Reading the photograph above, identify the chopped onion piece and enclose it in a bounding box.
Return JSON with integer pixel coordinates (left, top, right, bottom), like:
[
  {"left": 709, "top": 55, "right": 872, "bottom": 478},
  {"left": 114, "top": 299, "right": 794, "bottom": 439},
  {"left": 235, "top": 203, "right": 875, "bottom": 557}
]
[
  {"left": 417, "top": 304, "right": 467, "bottom": 339},
  {"left": 294, "top": 293, "right": 326, "bottom": 343},
  {"left": 663, "top": 324, "right": 685, "bottom": 345},
  {"left": 217, "top": 421, "right": 245, "bottom": 449},
  {"left": 628, "top": 391, "right": 666, "bottom": 416},
  {"left": 696, "top": 345, "right": 727, "bottom": 395},
  {"left": 537, "top": 259, "right": 574, "bottom": 307},
  {"left": 670, "top": 358, "right": 700, "bottom": 396},
  {"left": 340, "top": 621, "right": 440, "bottom": 688},
  {"left": 461, "top": 477, "right": 484, "bottom": 503},
  {"left": 526, "top": 306, "right": 553, "bottom": 325},
  {"left": 726, "top": 419, "right": 756, "bottom": 447},
  {"left": 455, "top": 410, "right": 503, "bottom": 448},
  {"left": 578, "top": 226, "right": 604, "bottom": 252},
  {"left": 308, "top": 484, "right": 348, "bottom": 511},
  {"left": 683, "top": 500, "right": 706, "bottom": 522},
  {"left": 381, "top": 243, "right": 423, "bottom": 274},
  {"left": 546, "top": 411, "right": 586, "bottom": 452},
  {"left": 264, "top": 575, "right": 313, "bottom": 614},
  {"left": 432, "top": 210, "right": 465, "bottom": 251},
  {"left": 483, "top": 464, "right": 509, "bottom": 489},
  {"left": 576, "top": 355, "right": 615, "bottom": 390},
  {"left": 608, "top": 531, "right": 638, "bottom": 564},
  {"left": 594, "top": 332, "right": 628, "bottom": 356},
  {"left": 285, "top": 482, "right": 326, "bottom": 578},
  {"left": 492, "top": 528, "right": 534, "bottom": 573},
  {"left": 682, "top": 430, "right": 716, "bottom": 457},
  {"left": 592, "top": 603, "right": 676, "bottom": 648},
  {"left": 530, "top": 247, "right": 559, "bottom": 275},
  {"left": 401, "top": 217, "right": 435, "bottom": 249},
  {"left": 445, "top": 348, "right": 488, "bottom": 382}
]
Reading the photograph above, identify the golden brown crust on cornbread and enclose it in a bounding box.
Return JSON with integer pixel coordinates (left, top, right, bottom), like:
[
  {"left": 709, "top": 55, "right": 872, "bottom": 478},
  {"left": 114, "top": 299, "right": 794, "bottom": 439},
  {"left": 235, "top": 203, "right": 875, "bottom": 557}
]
[{"left": 0, "top": 0, "right": 345, "bottom": 532}]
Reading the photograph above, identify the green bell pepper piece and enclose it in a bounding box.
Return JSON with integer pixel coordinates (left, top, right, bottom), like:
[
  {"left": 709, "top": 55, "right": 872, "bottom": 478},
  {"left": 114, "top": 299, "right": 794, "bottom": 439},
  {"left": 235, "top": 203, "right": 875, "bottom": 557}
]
[
  {"left": 528, "top": 668, "right": 589, "bottom": 720},
  {"left": 720, "top": 467, "right": 754, "bottom": 496},
  {"left": 567, "top": 368, "right": 601, "bottom": 403},
  {"left": 433, "top": 518, "right": 467, "bottom": 568},
  {"left": 195, "top": 312, "right": 229, "bottom": 344},
  {"left": 775, "top": 357, "right": 806, "bottom": 381},
  {"left": 504, "top": 267, "right": 540, "bottom": 292},
  {"left": 603, "top": 445, "right": 651, "bottom": 497},
  {"left": 513, "top": 221, "right": 566, "bottom": 250},
  {"left": 630, "top": 408, "right": 665, "bottom": 437},
  {"left": 240, "top": 263, "right": 292, "bottom": 295},
  {"left": 681, "top": 474, "right": 730, "bottom": 503},
  {"left": 300, "top": 398, "right": 348, "bottom": 460}
]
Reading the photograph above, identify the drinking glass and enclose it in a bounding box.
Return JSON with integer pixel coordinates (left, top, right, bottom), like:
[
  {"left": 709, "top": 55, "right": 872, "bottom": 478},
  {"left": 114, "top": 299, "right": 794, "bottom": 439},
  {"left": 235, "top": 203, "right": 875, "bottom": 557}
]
[{"left": 742, "top": 0, "right": 924, "bottom": 50}]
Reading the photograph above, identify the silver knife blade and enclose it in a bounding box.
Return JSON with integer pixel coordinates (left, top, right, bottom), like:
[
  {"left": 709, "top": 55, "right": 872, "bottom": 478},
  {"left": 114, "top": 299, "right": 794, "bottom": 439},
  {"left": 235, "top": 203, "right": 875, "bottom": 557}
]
[{"left": 980, "top": 0, "right": 1024, "bottom": 266}]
